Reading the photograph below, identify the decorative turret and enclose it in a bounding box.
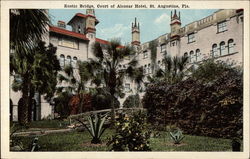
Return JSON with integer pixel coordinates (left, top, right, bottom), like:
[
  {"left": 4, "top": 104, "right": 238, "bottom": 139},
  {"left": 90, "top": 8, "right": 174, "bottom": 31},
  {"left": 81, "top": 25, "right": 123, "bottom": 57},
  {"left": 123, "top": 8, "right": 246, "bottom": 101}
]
[
  {"left": 170, "top": 10, "right": 181, "bottom": 39},
  {"left": 131, "top": 17, "right": 140, "bottom": 46},
  {"left": 85, "top": 9, "right": 97, "bottom": 38},
  {"left": 67, "top": 9, "right": 98, "bottom": 39}
]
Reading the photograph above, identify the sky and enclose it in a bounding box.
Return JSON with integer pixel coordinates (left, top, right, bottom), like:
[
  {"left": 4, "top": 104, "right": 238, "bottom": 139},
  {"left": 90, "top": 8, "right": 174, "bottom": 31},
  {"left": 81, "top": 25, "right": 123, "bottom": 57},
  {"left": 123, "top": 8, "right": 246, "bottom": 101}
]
[{"left": 49, "top": 9, "right": 218, "bottom": 44}]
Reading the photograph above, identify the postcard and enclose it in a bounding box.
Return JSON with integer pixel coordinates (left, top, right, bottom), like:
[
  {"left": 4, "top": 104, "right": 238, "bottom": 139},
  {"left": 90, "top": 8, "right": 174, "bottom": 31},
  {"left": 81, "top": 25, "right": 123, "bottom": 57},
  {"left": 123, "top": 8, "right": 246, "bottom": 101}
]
[{"left": 1, "top": 0, "right": 249, "bottom": 159}]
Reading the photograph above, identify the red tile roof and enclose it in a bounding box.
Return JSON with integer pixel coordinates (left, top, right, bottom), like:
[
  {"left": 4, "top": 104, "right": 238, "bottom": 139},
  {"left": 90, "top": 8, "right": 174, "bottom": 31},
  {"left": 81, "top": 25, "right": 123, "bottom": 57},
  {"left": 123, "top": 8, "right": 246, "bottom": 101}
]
[
  {"left": 49, "top": 26, "right": 89, "bottom": 41},
  {"left": 49, "top": 26, "right": 124, "bottom": 48},
  {"left": 68, "top": 13, "right": 99, "bottom": 25},
  {"left": 95, "top": 38, "right": 124, "bottom": 48},
  {"left": 96, "top": 38, "right": 109, "bottom": 45}
]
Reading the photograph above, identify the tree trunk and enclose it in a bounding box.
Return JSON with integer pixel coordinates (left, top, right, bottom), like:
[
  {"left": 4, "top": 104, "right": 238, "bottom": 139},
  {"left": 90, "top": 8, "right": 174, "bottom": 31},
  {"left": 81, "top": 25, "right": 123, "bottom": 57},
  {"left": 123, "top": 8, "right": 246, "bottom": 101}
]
[
  {"left": 109, "top": 69, "right": 117, "bottom": 125},
  {"left": 28, "top": 86, "right": 35, "bottom": 122},
  {"left": 110, "top": 96, "right": 115, "bottom": 124},
  {"left": 78, "top": 93, "right": 84, "bottom": 114},
  {"left": 19, "top": 80, "right": 30, "bottom": 125}
]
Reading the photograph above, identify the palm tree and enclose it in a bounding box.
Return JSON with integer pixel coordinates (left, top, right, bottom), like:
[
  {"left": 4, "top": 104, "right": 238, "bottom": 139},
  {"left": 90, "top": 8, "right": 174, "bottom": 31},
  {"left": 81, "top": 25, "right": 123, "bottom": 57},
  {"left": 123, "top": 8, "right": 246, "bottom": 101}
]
[
  {"left": 11, "top": 41, "right": 60, "bottom": 124},
  {"left": 10, "top": 9, "right": 52, "bottom": 124},
  {"left": 56, "top": 58, "right": 101, "bottom": 115},
  {"left": 10, "top": 9, "right": 49, "bottom": 54},
  {"left": 87, "top": 39, "right": 140, "bottom": 120},
  {"left": 148, "top": 55, "right": 189, "bottom": 84}
]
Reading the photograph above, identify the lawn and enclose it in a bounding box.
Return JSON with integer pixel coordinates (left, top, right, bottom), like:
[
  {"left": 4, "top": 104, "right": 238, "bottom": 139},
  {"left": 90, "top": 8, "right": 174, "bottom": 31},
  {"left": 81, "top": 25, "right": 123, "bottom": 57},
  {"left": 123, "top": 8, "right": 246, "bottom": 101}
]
[
  {"left": 14, "top": 128, "right": 241, "bottom": 151},
  {"left": 11, "top": 119, "right": 69, "bottom": 133}
]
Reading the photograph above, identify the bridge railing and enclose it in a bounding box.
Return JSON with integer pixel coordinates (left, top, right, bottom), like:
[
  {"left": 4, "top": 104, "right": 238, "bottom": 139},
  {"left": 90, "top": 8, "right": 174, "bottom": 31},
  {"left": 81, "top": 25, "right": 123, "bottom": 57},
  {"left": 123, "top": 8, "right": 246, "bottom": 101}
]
[{"left": 68, "top": 107, "right": 146, "bottom": 125}]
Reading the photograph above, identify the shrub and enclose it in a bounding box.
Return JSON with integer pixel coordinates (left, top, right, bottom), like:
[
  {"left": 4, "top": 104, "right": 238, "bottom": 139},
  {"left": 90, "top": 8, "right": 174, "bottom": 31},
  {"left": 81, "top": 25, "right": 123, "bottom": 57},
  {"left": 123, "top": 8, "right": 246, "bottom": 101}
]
[
  {"left": 10, "top": 123, "right": 25, "bottom": 151},
  {"left": 123, "top": 94, "right": 141, "bottom": 108},
  {"left": 107, "top": 111, "right": 151, "bottom": 151},
  {"left": 92, "top": 93, "right": 120, "bottom": 110},
  {"left": 143, "top": 60, "right": 243, "bottom": 138},
  {"left": 69, "top": 93, "right": 92, "bottom": 115},
  {"left": 54, "top": 92, "right": 72, "bottom": 118}
]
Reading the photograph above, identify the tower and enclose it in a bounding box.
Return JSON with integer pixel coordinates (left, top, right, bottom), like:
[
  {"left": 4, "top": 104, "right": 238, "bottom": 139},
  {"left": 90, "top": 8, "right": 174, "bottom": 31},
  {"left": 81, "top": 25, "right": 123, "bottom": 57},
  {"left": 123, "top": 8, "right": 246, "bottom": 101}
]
[
  {"left": 67, "top": 9, "right": 99, "bottom": 39},
  {"left": 131, "top": 17, "right": 140, "bottom": 46},
  {"left": 85, "top": 9, "right": 97, "bottom": 39},
  {"left": 170, "top": 9, "right": 181, "bottom": 38},
  {"left": 169, "top": 10, "right": 181, "bottom": 56}
]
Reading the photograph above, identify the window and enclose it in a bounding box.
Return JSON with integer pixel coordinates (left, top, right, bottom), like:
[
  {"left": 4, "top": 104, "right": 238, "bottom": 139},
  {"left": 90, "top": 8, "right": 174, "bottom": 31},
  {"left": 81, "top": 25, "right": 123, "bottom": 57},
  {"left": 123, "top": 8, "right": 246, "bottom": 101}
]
[
  {"left": 143, "top": 51, "right": 148, "bottom": 58},
  {"left": 228, "top": 39, "right": 234, "bottom": 54},
  {"left": 160, "top": 44, "right": 166, "bottom": 53},
  {"left": 220, "top": 41, "right": 226, "bottom": 56},
  {"left": 59, "top": 54, "right": 65, "bottom": 67},
  {"left": 125, "top": 83, "right": 130, "bottom": 93},
  {"left": 218, "top": 21, "right": 227, "bottom": 33},
  {"left": 184, "top": 52, "right": 189, "bottom": 62},
  {"left": 196, "top": 49, "right": 201, "bottom": 61},
  {"left": 78, "top": 25, "right": 81, "bottom": 33},
  {"left": 190, "top": 51, "right": 195, "bottom": 63},
  {"left": 72, "top": 57, "right": 78, "bottom": 68},
  {"left": 212, "top": 44, "right": 219, "bottom": 57},
  {"left": 188, "top": 33, "right": 195, "bottom": 43},
  {"left": 58, "top": 37, "right": 79, "bottom": 49},
  {"left": 144, "top": 65, "right": 147, "bottom": 74},
  {"left": 66, "top": 56, "right": 71, "bottom": 66}
]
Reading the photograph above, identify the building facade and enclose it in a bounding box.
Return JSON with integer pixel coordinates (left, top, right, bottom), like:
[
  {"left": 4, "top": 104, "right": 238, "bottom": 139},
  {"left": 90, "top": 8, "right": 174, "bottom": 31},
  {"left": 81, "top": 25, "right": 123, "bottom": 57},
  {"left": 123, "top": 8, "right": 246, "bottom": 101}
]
[
  {"left": 123, "top": 9, "right": 243, "bottom": 103},
  {"left": 10, "top": 9, "right": 244, "bottom": 121}
]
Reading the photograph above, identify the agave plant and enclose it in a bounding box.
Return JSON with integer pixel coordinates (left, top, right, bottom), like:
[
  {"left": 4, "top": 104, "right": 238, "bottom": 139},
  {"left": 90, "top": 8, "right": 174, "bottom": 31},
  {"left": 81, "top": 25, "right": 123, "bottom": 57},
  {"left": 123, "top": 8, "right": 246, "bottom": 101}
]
[
  {"left": 169, "top": 129, "right": 185, "bottom": 144},
  {"left": 85, "top": 114, "right": 107, "bottom": 144}
]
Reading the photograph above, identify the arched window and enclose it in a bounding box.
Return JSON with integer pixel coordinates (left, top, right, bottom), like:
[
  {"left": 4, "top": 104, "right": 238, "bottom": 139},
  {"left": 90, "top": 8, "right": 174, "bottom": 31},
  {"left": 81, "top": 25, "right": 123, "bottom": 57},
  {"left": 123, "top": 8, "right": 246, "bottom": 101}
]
[
  {"left": 220, "top": 41, "right": 226, "bottom": 56},
  {"left": 184, "top": 52, "right": 188, "bottom": 58},
  {"left": 148, "top": 64, "right": 151, "bottom": 74},
  {"left": 190, "top": 51, "right": 194, "bottom": 63},
  {"left": 212, "top": 44, "right": 219, "bottom": 57},
  {"left": 184, "top": 52, "right": 188, "bottom": 62},
  {"left": 66, "top": 56, "right": 71, "bottom": 66},
  {"left": 228, "top": 39, "right": 234, "bottom": 54},
  {"left": 196, "top": 49, "right": 201, "bottom": 61},
  {"left": 78, "top": 25, "right": 81, "bottom": 33},
  {"left": 72, "top": 57, "right": 77, "bottom": 68},
  {"left": 144, "top": 65, "right": 147, "bottom": 74},
  {"left": 59, "top": 54, "right": 65, "bottom": 67}
]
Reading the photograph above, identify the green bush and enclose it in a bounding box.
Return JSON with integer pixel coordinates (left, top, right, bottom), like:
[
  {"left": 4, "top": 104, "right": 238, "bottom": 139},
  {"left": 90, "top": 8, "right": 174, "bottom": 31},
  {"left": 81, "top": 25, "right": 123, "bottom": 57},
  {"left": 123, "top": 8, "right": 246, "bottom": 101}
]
[
  {"left": 123, "top": 94, "right": 140, "bottom": 108},
  {"left": 143, "top": 60, "right": 243, "bottom": 138},
  {"left": 107, "top": 111, "right": 151, "bottom": 151}
]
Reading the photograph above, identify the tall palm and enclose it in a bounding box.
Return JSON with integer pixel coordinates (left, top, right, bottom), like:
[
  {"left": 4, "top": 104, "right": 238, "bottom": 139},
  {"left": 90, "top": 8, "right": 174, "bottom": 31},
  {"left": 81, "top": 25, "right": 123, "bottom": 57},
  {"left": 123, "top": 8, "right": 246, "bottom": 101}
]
[
  {"left": 87, "top": 39, "right": 139, "bottom": 120},
  {"left": 11, "top": 41, "right": 60, "bottom": 124},
  {"left": 56, "top": 60, "right": 96, "bottom": 114},
  {"left": 10, "top": 9, "right": 49, "bottom": 54},
  {"left": 10, "top": 9, "right": 52, "bottom": 124},
  {"left": 149, "top": 55, "right": 189, "bottom": 84}
]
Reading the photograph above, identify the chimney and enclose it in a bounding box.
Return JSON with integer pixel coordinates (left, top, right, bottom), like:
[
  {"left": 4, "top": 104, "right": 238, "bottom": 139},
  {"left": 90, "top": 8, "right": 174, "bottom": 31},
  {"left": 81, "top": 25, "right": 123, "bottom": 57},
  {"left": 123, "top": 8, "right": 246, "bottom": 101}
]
[{"left": 57, "top": 20, "right": 66, "bottom": 28}]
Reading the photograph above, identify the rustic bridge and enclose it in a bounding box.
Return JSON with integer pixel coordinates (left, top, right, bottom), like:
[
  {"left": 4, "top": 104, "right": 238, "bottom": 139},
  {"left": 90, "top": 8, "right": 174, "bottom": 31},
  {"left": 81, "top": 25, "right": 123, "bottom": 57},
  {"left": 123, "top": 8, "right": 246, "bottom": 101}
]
[{"left": 68, "top": 107, "right": 146, "bottom": 126}]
